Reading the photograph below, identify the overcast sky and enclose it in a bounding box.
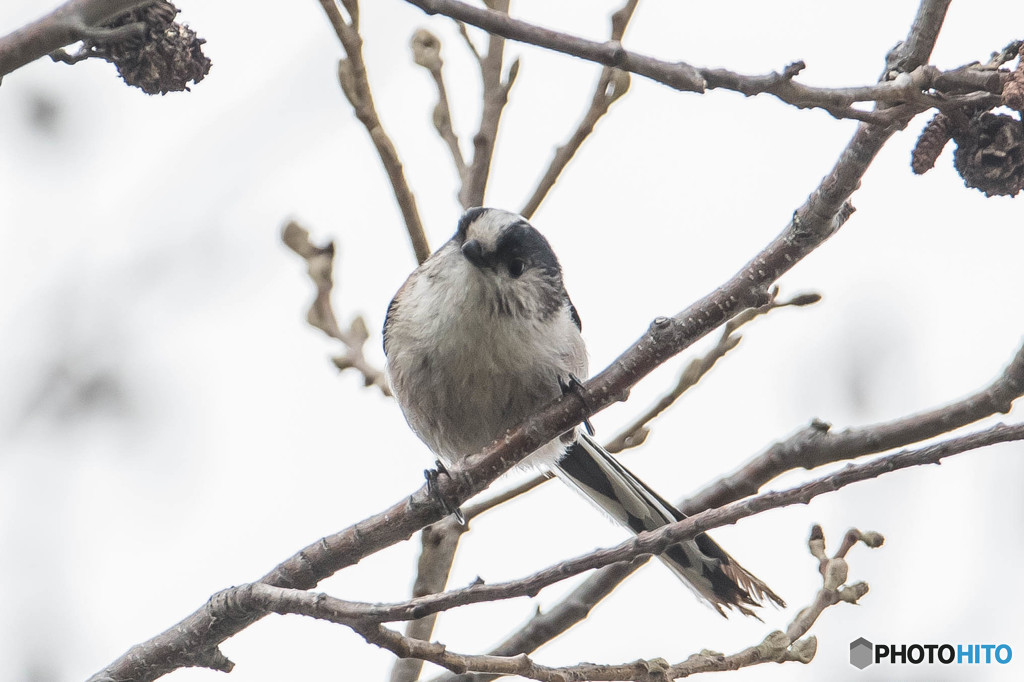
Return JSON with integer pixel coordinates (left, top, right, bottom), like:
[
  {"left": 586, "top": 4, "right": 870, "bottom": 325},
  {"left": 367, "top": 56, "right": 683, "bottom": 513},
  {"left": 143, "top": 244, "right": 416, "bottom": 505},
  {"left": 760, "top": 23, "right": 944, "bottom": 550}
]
[{"left": 2, "top": 1, "right": 1023, "bottom": 681}]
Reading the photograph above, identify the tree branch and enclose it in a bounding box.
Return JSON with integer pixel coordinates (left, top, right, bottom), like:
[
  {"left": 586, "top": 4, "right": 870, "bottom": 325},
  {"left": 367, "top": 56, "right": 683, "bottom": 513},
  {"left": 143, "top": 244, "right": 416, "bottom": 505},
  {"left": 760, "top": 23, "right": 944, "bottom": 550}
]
[
  {"left": 603, "top": 291, "right": 821, "bottom": 454},
  {"left": 0, "top": 0, "right": 153, "bottom": 79},
  {"left": 405, "top": 0, "right": 1002, "bottom": 123},
  {"left": 149, "top": 524, "right": 884, "bottom": 681},
  {"left": 683, "top": 337, "right": 1024, "bottom": 514},
  {"left": 319, "top": 0, "right": 432, "bottom": 263},
  {"left": 87, "top": 107, "right": 889, "bottom": 682},
  {"left": 458, "top": 0, "right": 516, "bottom": 208}
]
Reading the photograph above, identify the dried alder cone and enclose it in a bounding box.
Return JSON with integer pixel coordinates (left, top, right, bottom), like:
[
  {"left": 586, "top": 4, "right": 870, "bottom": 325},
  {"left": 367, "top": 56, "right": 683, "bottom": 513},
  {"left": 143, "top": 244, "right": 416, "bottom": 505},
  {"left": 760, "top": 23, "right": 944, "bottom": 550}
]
[
  {"left": 911, "top": 42, "right": 1024, "bottom": 197},
  {"left": 77, "top": 1, "right": 211, "bottom": 94},
  {"left": 953, "top": 111, "right": 1024, "bottom": 197}
]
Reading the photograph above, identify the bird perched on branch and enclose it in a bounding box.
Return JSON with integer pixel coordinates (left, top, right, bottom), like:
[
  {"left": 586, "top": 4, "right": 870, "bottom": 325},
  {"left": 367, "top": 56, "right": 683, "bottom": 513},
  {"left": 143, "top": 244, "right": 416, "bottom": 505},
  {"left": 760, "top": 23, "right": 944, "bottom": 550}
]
[{"left": 384, "top": 207, "right": 783, "bottom": 617}]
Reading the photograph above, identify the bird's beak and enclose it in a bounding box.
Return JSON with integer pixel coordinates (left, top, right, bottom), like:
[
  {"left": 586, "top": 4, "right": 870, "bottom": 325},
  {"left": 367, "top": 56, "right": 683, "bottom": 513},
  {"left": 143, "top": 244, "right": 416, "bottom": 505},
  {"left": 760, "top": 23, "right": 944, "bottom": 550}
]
[{"left": 461, "top": 239, "right": 486, "bottom": 268}]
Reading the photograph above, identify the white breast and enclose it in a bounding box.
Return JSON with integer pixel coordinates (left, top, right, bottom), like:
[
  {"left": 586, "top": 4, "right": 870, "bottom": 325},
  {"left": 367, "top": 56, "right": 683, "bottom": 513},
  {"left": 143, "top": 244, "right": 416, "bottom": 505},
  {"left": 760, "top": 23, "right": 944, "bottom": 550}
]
[{"left": 386, "top": 243, "right": 587, "bottom": 467}]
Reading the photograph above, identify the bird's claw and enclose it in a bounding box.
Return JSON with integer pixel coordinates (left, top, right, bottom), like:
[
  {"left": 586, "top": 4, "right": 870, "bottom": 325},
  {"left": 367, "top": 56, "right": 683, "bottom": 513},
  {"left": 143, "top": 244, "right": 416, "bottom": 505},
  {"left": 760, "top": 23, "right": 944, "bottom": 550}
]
[
  {"left": 424, "top": 460, "right": 466, "bottom": 525},
  {"left": 559, "top": 373, "right": 595, "bottom": 435}
]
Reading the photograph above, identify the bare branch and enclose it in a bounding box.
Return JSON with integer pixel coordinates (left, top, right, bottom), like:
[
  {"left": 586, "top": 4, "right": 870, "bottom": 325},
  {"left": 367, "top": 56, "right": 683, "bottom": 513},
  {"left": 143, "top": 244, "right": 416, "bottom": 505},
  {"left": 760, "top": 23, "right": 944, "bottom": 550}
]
[
  {"left": 605, "top": 291, "right": 821, "bottom": 454},
  {"left": 282, "top": 220, "right": 391, "bottom": 395},
  {"left": 192, "top": 522, "right": 879, "bottom": 681},
  {"left": 520, "top": 0, "right": 638, "bottom": 219},
  {"left": 319, "top": 0, "right": 432, "bottom": 263},
  {"left": 0, "top": 0, "right": 152, "bottom": 78},
  {"left": 405, "top": 0, "right": 1000, "bottom": 123},
  {"left": 683, "top": 338, "right": 1024, "bottom": 514},
  {"left": 454, "top": 21, "right": 482, "bottom": 63}
]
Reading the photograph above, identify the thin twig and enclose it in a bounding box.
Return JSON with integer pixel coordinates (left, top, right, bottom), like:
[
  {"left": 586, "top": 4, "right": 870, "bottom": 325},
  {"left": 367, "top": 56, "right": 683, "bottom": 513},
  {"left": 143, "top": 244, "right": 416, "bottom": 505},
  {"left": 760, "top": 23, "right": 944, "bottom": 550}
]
[
  {"left": 411, "top": 29, "right": 468, "bottom": 184},
  {"left": 605, "top": 291, "right": 821, "bottom": 453},
  {"left": 520, "top": 0, "right": 639, "bottom": 219},
  {"left": 282, "top": 220, "right": 391, "bottom": 395},
  {"left": 459, "top": 0, "right": 516, "bottom": 208},
  {"left": 319, "top": 0, "right": 432, "bottom": 263}
]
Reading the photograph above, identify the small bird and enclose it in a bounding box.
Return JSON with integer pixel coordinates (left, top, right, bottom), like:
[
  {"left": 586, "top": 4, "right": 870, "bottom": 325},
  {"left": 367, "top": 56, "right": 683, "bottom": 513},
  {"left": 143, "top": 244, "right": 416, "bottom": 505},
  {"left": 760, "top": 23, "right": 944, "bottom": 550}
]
[{"left": 383, "top": 207, "right": 783, "bottom": 616}]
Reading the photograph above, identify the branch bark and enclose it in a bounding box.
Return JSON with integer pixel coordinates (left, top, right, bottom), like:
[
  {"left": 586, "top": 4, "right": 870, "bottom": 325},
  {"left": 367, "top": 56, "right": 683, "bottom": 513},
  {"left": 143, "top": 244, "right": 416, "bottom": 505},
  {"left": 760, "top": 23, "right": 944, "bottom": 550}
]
[
  {"left": 405, "top": 0, "right": 1000, "bottom": 123},
  {"left": 0, "top": 0, "right": 152, "bottom": 79}
]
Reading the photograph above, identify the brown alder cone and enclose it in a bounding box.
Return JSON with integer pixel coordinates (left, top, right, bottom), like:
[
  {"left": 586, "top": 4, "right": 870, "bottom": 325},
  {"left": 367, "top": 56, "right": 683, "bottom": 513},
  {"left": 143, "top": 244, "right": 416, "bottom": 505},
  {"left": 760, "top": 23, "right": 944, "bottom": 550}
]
[
  {"left": 84, "top": 1, "right": 211, "bottom": 94},
  {"left": 953, "top": 111, "right": 1024, "bottom": 197}
]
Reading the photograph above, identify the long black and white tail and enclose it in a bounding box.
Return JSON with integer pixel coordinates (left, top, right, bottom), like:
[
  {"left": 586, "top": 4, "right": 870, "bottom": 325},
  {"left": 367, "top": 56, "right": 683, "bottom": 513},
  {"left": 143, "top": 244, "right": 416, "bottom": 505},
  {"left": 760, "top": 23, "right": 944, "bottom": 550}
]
[{"left": 553, "top": 432, "right": 784, "bottom": 618}]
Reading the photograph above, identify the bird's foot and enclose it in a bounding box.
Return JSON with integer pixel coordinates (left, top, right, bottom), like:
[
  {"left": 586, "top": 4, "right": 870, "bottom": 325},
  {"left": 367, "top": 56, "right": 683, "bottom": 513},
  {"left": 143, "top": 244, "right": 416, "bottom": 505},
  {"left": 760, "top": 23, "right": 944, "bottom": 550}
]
[{"left": 424, "top": 460, "right": 466, "bottom": 525}]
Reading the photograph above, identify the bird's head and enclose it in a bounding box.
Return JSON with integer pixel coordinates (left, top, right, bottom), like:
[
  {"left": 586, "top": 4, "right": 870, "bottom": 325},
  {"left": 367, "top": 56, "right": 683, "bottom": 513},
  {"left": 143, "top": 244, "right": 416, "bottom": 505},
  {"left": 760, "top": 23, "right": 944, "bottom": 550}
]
[{"left": 452, "top": 207, "right": 567, "bottom": 320}]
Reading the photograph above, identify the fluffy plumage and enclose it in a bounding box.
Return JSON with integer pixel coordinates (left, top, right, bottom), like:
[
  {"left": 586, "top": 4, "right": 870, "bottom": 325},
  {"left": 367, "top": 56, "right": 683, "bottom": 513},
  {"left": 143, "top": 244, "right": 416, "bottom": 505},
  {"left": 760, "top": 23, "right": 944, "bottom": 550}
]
[{"left": 384, "top": 207, "right": 783, "bottom": 616}]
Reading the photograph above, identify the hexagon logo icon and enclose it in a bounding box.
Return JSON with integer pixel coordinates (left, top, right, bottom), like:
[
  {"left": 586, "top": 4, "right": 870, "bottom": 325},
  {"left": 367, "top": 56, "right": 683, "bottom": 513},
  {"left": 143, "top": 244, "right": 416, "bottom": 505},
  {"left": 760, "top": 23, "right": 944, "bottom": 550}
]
[{"left": 850, "top": 637, "right": 874, "bottom": 669}]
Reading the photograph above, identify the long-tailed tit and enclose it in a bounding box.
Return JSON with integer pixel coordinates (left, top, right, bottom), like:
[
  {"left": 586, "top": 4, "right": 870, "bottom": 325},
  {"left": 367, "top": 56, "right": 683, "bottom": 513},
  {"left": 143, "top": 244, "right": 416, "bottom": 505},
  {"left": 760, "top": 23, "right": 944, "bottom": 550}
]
[{"left": 384, "top": 207, "right": 783, "bottom": 616}]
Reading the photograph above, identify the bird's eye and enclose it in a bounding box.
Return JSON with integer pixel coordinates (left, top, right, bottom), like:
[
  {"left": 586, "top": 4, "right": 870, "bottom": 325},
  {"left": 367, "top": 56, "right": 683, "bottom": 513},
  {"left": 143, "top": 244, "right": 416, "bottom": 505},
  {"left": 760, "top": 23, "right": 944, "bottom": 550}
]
[{"left": 508, "top": 258, "right": 526, "bottom": 278}]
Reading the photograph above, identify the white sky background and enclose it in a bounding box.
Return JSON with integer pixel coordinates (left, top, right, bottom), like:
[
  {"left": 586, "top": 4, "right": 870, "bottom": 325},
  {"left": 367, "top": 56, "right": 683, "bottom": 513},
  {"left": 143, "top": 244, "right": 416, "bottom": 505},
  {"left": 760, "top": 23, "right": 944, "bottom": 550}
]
[{"left": 1, "top": 1, "right": 1023, "bottom": 680}]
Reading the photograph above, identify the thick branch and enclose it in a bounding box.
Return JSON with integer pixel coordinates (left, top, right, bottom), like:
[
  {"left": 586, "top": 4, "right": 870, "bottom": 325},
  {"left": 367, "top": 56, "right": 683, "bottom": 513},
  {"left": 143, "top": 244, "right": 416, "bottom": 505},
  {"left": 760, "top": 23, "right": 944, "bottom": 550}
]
[
  {"left": 0, "top": 0, "right": 153, "bottom": 78},
  {"left": 319, "top": 0, "right": 432, "bottom": 263}
]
